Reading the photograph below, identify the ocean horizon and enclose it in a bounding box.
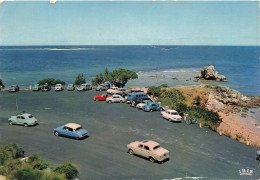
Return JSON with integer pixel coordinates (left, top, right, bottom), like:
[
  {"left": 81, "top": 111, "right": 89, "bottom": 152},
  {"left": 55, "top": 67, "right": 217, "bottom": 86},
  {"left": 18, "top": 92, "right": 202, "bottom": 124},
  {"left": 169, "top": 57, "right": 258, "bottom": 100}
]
[{"left": 0, "top": 45, "right": 259, "bottom": 95}]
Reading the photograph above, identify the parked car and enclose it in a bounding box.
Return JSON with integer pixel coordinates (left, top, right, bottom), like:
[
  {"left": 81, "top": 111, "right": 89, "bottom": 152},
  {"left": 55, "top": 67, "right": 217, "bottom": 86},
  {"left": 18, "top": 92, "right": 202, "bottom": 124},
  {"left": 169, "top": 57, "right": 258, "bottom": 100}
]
[
  {"left": 126, "top": 92, "right": 147, "bottom": 104},
  {"left": 67, "top": 84, "right": 75, "bottom": 91},
  {"left": 55, "top": 84, "right": 64, "bottom": 91},
  {"left": 53, "top": 123, "right": 88, "bottom": 139},
  {"left": 8, "top": 113, "right": 38, "bottom": 127},
  {"left": 136, "top": 99, "right": 153, "bottom": 109},
  {"left": 76, "top": 83, "right": 92, "bottom": 91},
  {"left": 42, "top": 84, "right": 51, "bottom": 92},
  {"left": 127, "top": 140, "right": 170, "bottom": 163},
  {"left": 161, "top": 109, "right": 182, "bottom": 122},
  {"left": 106, "top": 86, "right": 119, "bottom": 94},
  {"left": 143, "top": 102, "right": 163, "bottom": 112},
  {"left": 94, "top": 94, "right": 111, "bottom": 101},
  {"left": 32, "top": 84, "right": 41, "bottom": 91},
  {"left": 96, "top": 83, "right": 110, "bottom": 91},
  {"left": 257, "top": 150, "right": 260, "bottom": 161},
  {"left": 9, "top": 85, "right": 19, "bottom": 92},
  {"left": 106, "top": 95, "right": 125, "bottom": 103}
]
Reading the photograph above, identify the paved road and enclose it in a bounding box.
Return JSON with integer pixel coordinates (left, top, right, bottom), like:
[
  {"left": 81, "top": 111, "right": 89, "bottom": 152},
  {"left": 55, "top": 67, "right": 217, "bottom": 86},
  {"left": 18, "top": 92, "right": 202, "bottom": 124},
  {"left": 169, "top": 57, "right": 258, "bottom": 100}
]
[{"left": 0, "top": 90, "right": 259, "bottom": 179}]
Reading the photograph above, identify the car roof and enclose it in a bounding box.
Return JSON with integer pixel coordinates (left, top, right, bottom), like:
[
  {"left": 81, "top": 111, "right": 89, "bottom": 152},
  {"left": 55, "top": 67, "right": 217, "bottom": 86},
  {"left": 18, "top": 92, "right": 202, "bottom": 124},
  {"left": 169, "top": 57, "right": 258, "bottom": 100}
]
[
  {"left": 142, "top": 140, "right": 160, "bottom": 148},
  {"left": 167, "top": 109, "right": 178, "bottom": 113},
  {"left": 64, "top": 123, "right": 82, "bottom": 130},
  {"left": 20, "top": 113, "right": 32, "bottom": 117}
]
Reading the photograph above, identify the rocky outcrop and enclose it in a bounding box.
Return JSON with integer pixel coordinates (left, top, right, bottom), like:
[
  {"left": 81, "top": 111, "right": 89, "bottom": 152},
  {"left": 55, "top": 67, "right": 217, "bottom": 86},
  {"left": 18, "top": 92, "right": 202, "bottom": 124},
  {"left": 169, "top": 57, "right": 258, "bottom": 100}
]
[
  {"left": 196, "top": 65, "right": 228, "bottom": 82},
  {"left": 206, "top": 86, "right": 260, "bottom": 112}
]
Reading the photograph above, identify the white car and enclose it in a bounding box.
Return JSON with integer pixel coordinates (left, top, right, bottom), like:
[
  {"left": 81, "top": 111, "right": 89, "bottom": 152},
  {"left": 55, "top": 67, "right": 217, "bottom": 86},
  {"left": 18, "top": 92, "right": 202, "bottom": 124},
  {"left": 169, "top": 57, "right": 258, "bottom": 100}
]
[
  {"left": 106, "top": 86, "right": 119, "bottom": 94},
  {"left": 127, "top": 140, "right": 170, "bottom": 163},
  {"left": 161, "top": 109, "right": 182, "bottom": 122},
  {"left": 106, "top": 95, "right": 125, "bottom": 103},
  {"left": 55, "top": 84, "right": 64, "bottom": 91}
]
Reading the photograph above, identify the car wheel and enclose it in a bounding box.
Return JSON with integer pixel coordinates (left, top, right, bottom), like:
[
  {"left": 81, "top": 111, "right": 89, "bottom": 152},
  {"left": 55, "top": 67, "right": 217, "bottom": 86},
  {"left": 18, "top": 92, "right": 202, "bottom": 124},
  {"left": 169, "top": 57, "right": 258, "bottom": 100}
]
[
  {"left": 128, "top": 149, "right": 134, "bottom": 155},
  {"left": 99, "top": 89, "right": 102, "bottom": 91},
  {"left": 24, "top": 123, "right": 28, "bottom": 127},
  {"left": 96, "top": 98, "right": 99, "bottom": 101},
  {"left": 120, "top": 100, "right": 123, "bottom": 103},
  {"left": 54, "top": 131, "right": 59, "bottom": 136},
  {"left": 108, "top": 100, "right": 112, "bottom": 103},
  {"left": 150, "top": 109, "right": 153, "bottom": 112},
  {"left": 160, "top": 107, "right": 163, "bottom": 111},
  {"left": 149, "top": 157, "right": 155, "bottom": 163},
  {"left": 8, "top": 121, "right": 13, "bottom": 125}
]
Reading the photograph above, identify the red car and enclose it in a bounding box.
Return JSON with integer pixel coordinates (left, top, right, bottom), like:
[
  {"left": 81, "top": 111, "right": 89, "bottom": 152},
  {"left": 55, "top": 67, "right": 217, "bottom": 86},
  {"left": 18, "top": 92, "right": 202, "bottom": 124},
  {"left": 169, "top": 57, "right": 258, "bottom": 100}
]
[{"left": 94, "top": 94, "right": 111, "bottom": 101}]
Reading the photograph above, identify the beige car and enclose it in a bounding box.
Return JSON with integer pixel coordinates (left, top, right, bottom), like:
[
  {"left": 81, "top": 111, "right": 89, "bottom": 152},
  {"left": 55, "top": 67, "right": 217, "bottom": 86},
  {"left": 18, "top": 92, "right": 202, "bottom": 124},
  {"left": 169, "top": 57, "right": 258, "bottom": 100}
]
[{"left": 127, "top": 140, "right": 170, "bottom": 163}]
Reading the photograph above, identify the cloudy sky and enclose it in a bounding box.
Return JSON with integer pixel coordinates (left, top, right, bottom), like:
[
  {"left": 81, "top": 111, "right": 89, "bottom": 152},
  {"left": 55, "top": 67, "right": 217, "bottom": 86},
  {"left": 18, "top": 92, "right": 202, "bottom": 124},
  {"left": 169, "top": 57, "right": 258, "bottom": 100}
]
[{"left": 0, "top": 1, "right": 259, "bottom": 46}]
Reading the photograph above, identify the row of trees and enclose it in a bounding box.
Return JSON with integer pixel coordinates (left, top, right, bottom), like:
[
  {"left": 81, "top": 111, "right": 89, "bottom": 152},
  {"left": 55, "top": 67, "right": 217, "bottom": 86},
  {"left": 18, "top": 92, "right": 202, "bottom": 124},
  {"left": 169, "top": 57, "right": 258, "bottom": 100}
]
[
  {"left": 91, "top": 68, "right": 138, "bottom": 88},
  {"left": 0, "top": 144, "right": 79, "bottom": 180},
  {"left": 147, "top": 84, "right": 221, "bottom": 131}
]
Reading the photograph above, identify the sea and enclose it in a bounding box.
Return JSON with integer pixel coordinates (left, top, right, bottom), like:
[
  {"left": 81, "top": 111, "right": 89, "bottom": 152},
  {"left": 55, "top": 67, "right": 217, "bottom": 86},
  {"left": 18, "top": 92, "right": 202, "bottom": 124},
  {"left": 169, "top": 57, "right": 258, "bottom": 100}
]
[{"left": 0, "top": 45, "right": 259, "bottom": 96}]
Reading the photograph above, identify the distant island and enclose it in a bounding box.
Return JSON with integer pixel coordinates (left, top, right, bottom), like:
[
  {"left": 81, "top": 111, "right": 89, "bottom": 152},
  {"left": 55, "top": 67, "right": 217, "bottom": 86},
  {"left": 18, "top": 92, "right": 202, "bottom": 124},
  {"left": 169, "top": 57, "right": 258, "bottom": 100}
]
[{"left": 48, "top": 47, "right": 81, "bottom": 50}]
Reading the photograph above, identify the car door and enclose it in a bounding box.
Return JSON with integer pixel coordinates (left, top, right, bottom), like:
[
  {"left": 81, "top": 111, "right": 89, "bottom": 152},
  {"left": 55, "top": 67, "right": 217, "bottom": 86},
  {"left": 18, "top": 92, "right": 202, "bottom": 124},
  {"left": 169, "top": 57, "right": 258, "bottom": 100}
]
[
  {"left": 16, "top": 115, "right": 22, "bottom": 124},
  {"left": 134, "top": 144, "right": 145, "bottom": 156},
  {"left": 143, "top": 145, "right": 152, "bottom": 158},
  {"left": 113, "top": 96, "right": 119, "bottom": 102}
]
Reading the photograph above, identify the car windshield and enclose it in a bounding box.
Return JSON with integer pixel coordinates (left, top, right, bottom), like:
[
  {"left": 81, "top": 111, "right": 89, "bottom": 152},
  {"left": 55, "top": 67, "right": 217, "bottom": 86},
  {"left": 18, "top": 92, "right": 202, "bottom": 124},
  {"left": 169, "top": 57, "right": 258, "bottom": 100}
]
[
  {"left": 153, "top": 145, "right": 161, "bottom": 150},
  {"left": 28, "top": 115, "right": 33, "bottom": 118},
  {"left": 171, "top": 112, "right": 179, "bottom": 115}
]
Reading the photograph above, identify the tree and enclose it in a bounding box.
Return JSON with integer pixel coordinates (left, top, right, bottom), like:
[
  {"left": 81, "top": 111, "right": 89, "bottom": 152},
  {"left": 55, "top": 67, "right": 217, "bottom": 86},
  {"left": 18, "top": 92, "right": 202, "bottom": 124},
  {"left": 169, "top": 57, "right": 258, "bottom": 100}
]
[
  {"left": 193, "top": 95, "right": 201, "bottom": 106},
  {"left": 107, "top": 68, "right": 138, "bottom": 88},
  {"left": 54, "top": 162, "right": 79, "bottom": 180},
  {"left": 104, "top": 67, "right": 109, "bottom": 81},
  {"left": 0, "top": 79, "right": 4, "bottom": 88},
  {"left": 74, "top": 73, "right": 86, "bottom": 85}
]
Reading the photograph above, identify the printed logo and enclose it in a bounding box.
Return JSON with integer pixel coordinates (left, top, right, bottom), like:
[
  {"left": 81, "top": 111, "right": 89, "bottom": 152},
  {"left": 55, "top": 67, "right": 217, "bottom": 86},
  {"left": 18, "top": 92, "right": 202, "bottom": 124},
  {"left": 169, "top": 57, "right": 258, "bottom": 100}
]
[{"left": 239, "top": 169, "right": 253, "bottom": 176}]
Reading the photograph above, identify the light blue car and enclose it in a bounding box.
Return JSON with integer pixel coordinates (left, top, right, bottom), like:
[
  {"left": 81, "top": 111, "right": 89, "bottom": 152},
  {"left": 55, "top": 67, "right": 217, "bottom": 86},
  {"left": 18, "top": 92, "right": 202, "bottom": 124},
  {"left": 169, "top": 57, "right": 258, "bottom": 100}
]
[
  {"left": 143, "top": 102, "right": 163, "bottom": 112},
  {"left": 8, "top": 113, "right": 38, "bottom": 127},
  {"left": 54, "top": 123, "right": 88, "bottom": 140}
]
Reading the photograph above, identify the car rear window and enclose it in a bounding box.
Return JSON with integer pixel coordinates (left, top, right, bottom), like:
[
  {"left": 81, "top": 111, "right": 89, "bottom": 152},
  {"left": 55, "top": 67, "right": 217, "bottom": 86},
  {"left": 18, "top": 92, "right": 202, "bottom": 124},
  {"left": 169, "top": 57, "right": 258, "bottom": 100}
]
[{"left": 153, "top": 145, "right": 161, "bottom": 150}]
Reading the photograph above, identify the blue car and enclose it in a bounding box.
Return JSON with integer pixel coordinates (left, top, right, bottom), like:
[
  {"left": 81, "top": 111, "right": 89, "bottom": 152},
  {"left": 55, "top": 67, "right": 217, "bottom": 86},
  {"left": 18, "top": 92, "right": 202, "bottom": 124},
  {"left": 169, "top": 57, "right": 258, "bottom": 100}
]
[
  {"left": 143, "top": 102, "right": 163, "bottom": 112},
  {"left": 54, "top": 123, "right": 88, "bottom": 139}
]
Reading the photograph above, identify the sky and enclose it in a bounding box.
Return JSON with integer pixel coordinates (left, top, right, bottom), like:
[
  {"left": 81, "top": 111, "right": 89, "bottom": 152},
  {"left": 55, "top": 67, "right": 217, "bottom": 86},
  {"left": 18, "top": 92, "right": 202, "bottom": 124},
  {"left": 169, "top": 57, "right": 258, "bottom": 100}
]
[{"left": 0, "top": 1, "right": 259, "bottom": 46}]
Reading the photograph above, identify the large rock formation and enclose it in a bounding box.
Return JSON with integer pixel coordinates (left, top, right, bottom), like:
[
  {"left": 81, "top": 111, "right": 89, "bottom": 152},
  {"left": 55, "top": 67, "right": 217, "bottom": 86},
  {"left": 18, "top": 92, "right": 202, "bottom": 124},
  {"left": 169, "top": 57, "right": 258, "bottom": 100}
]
[
  {"left": 196, "top": 65, "right": 228, "bottom": 82},
  {"left": 206, "top": 86, "right": 260, "bottom": 112}
]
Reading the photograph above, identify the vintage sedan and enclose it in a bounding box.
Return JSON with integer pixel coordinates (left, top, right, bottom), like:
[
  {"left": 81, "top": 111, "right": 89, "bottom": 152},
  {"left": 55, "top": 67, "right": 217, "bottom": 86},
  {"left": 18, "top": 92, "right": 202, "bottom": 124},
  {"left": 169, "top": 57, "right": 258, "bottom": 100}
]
[
  {"left": 135, "top": 99, "right": 153, "bottom": 109},
  {"left": 9, "top": 85, "right": 19, "bottom": 92},
  {"left": 67, "top": 84, "right": 75, "bottom": 91},
  {"left": 53, "top": 123, "right": 88, "bottom": 139},
  {"left": 8, "top": 113, "right": 38, "bottom": 126},
  {"left": 127, "top": 140, "right": 170, "bottom": 163},
  {"left": 94, "top": 94, "right": 111, "bottom": 101},
  {"left": 32, "top": 84, "right": 41, "bottom": 91},
  {"left": 143, "top": 102, "right": 163, "bottom": 112},
  {"left": 161, "top": 109, "right": 182, "bottom": 122},
  {"left": 55, "top": 84, "right": 64, "bottom": 91},
  {"left": 106, "top": 95, "right": 125, "bottom": 103}
]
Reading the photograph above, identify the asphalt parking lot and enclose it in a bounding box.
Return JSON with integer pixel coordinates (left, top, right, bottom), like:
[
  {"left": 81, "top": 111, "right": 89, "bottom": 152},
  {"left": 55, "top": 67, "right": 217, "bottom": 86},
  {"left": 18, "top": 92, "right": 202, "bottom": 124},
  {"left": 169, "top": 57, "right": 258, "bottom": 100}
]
[{"left": 0, "top": 90, "right": 259, "bottom": 179}]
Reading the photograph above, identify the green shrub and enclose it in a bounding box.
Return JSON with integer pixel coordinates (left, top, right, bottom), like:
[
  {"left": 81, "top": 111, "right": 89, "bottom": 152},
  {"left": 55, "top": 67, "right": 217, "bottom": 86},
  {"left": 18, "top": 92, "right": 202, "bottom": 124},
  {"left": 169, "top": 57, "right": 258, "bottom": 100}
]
[
  {"left": 188, "top": 106, "right": 222, "bottom": 131},
  {"left": 27, "top": 154, "right": 49, "bottom": 170},
  {"left": 0, "top": 144, "right": 24, "bottom": 165},
  {"left": 53, "top": 79, "right": 65, "bottom": 85},
  {"left": 193, "top": 95, "right": 201, "bottom": 106},
  {"left": 74, "top": 73, "right": 86, "bottom": 85},
  {"left": 14, "top": 166, "right": 43, "bottom": 180},
  {"left": 43, "top": 172, "right": 66, "bottom": 180},
  {"left": 38, "top": 78, "right": 55, "bottom": 85},
  {"left": 147, "top": 86, "right": 163, "bottom": 97},
  {"left": 54, "top": 162, "right": 79, "bottom": 179},
  {"left": 159, "top": 83, "right": 168, "bottom": 88}
]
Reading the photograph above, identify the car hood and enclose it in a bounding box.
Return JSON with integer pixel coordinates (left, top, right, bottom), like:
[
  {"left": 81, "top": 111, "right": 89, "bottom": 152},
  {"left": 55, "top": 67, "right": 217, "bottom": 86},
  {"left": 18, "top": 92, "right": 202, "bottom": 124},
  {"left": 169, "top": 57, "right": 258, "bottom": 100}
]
[{"left": 171, "top": 115, "right": 182, "bottom": 119}]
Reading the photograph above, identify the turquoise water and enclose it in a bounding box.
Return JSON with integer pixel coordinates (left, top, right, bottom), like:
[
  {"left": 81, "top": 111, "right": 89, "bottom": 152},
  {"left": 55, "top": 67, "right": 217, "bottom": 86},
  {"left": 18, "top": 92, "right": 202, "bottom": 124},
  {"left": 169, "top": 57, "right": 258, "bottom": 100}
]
[{"left": 0, "top": 46, "right": 259, "bottom": 95}]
